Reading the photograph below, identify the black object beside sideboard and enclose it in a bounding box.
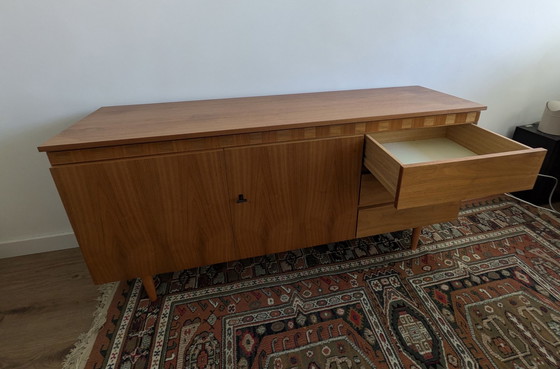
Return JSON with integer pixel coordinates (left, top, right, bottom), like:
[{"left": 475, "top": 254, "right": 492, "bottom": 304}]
[{"left": 512, "top": 122, "right": 560, "bottom": 205}]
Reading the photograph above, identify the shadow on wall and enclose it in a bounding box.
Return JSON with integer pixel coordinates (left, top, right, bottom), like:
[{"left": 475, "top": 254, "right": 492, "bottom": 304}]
[{"left": 0, "top": 112, "right": 89, "bottom": 245}]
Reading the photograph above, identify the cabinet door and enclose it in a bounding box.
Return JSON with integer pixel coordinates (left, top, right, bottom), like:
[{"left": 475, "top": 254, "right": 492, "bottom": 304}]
[
  {"left": 224, "top": 136, "right": 363, "bottom": 257},
  {"left": 51, "top": 150, "right": 235, "bottom": 283}
]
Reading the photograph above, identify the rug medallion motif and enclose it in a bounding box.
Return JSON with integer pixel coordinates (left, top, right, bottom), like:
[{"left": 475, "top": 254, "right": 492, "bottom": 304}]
[{"left": 84, "top": 197, "right": 560, "bottom": 369}]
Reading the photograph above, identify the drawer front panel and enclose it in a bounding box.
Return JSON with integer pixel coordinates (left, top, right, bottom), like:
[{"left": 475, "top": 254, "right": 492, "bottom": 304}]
[
  {"left": 356, "top": 202, "right": 460, "bottom": 238},
  {"left": 397, "top": 150, "right": 545, "bottom": 208},
  {"left": 51, "top": 150, "right": 236, "bottom": 283},
  {"left": 225, "top": 136, "right": 363, "bottom": 257}
]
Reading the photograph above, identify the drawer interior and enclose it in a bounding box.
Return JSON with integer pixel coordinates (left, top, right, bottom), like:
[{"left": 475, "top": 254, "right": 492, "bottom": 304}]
[
  {"left": 369, "top": 124, "right": 530, "bottom": 158},
  {"left": 364, "top": 124, "right": 546, "bottom": 209},
  {"left": 383, "top": 137, "right": 477, "bottom": 164}
]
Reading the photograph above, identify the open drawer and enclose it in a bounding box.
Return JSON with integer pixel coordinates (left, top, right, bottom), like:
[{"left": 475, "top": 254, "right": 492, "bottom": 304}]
[{"left": 364, "top": 124, "right": 546, "bottom": 210}]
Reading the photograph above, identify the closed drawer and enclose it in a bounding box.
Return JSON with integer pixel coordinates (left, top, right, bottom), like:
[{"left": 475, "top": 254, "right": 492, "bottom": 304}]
[
  {"left": 356, "top": 202, "right": 460, "bottom": 238},
  {"left": 364, "top": 124, "right": 546, "bottom": 209}
]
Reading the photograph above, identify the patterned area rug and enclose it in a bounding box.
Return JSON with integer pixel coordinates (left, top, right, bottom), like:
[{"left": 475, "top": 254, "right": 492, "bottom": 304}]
[{"left": 77, "top": 195, "right": 560, "bottom": 369}]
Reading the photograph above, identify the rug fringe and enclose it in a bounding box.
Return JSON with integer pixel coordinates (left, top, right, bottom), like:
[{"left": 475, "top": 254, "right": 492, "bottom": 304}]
[{"left": 62, "top": 282, "right": 119, "bottom": 369}]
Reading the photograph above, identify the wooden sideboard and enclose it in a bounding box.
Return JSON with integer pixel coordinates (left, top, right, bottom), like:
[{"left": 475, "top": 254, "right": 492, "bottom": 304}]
[{"left": 38, "top": 86, "right": 546, "bottom": 301}]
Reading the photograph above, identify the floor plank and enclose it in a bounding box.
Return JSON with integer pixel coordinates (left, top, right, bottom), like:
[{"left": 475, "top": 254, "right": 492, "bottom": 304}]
[{"left": 0, "top": 248, "right": 99, "bottom": 369}]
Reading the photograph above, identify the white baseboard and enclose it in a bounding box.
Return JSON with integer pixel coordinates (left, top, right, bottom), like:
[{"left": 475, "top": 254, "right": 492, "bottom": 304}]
[{"left": 0, "top": 233, "right": 78, "bottom": 259}]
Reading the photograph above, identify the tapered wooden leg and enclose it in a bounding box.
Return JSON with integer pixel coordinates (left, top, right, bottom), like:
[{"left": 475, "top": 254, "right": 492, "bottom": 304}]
[
  {"left": 411, "top": 227, "right": 422, "bottom": 251},
  {"left": 142, "top": 275, "right": 158, "bottom": 302}
]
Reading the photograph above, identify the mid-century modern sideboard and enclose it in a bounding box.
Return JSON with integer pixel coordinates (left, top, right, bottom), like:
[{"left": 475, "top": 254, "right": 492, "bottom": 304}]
[{"left": 38, "top": 86, "right": 546, "bottom": 301}]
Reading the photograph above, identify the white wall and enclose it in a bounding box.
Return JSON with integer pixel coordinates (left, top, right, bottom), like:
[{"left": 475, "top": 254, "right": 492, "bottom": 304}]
[{"left": 1, "top": 0, "right": 560, "bottom": 257}]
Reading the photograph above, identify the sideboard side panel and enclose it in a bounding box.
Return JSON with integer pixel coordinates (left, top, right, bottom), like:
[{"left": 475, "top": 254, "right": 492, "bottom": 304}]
[{"left": 50, "top": 150, "right": 236, "bottom": 283}]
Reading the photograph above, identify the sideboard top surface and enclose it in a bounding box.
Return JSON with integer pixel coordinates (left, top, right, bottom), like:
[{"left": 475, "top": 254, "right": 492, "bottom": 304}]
[{"left": 38, "top": 86, "right": 486, "bottom": 152}]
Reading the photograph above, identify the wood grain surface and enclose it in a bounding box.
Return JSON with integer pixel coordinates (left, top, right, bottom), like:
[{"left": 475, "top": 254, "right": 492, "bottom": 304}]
[
  {"left": 225, "top": 136, "right": 363, "bottom": 257},
  {"left": 397, "top": 149, "right": 546, "bottom": 209},
  {"left": 50, "top": 150, "right": 236, "bottom": 283},
  {"left": 446, "top": 123, "right": 531, "bottom": 154},
  {"left": 365, "top": 125, "right": 448, "bottom": 144},
  {"left": 38, "top": 86, "right": 486, "bottom": 152},
  {"left": 363, "top": 135, "right": 402, "bottom": 197},
  {"left": 0, "top": 249, "right": 98, "bottom": 369},
  {"left": 356, "top": 202, "right": 460, "bottom": 237},
  {"left": 45, "top": 112, "right": 480, "bottom": 165},
  {"left": 358, "top": 174, "right": 394, "bottom": 207}
]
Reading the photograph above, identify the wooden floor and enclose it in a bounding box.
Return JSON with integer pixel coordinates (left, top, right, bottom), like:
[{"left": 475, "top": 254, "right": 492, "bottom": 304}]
[{"left": 0, "top": 248, "right": 99, "bottom": 369}]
